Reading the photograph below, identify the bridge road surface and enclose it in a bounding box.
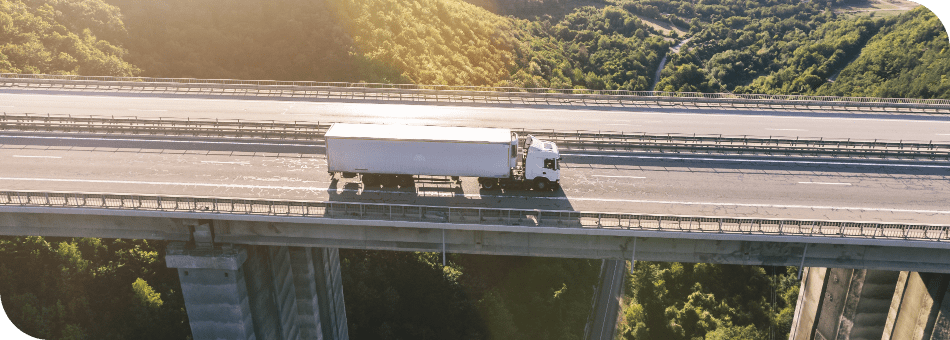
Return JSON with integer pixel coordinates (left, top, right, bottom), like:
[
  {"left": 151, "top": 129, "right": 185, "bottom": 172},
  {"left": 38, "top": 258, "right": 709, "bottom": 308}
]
[
  {"left": 2, "top": 91, "right": 950, "bottom": 143},
  {"left": 1, "top": 134, "right": 949, "bottom": 224},
  {"left": 586, "top": 260, "right": 626, "bottom": 340}
]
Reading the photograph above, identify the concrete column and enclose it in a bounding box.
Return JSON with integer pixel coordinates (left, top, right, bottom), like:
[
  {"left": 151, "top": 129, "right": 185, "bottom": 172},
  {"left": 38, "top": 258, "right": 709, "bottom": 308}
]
[
  {"left": 288, "top": 246, "right": 349, "bottom": 340},
  {"left": 882, "top": 272, "right": 950, "bottom": 340},
  {"left": 791, "top": 268, "right": 950, "bottom": 340},
  {"left": 790, "top": 268, "right": 900, "bottom": 340},
  {"left": 791, "top": 267, "right": 827, "bottom": 340},
  {"left": 242, "top": 245, "right": 279, "bottom": 339},
  {"left": 268, "top": 246, "right": 301, "bottom": 340},
  {"left": 166, "top": 242, "right": 255, "bottom": 340},
  {"left": 167, "top": 242, "right": 348, "bottom": 340},
  {"left": 313, "top": 247, "right": 349, "bottom": 340}
]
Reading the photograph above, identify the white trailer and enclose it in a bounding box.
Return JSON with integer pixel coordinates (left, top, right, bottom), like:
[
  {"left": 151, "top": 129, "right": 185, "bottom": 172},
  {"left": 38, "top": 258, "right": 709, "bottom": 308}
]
[{"left": 324, "top": 123, "right": 561, "bottom": 190}]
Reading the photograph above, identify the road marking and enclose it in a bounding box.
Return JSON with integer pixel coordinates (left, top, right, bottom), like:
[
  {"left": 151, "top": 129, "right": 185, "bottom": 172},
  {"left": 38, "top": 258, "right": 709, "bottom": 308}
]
[
  {"left": 563, "top": 153, "right": 950, "bottom": 169},
  {"left": 12, "top": 155, "right": 61, "bottom": 159},
  {"left": 128, "top": 109, "right": 167, "bottom": 112},
  {"left": 592, "top": 175, "right": 646, "bottom": 179},
  {"left": 2, "top": 177, "right": 949, "bottom": 215},
  {"left": 0, "top": 105, "right": 14, "bottom": 108},
  {"left": 798, "top": 182, "right": 851, "bottom": 185},
  {"left": 766, "top": 128, "right": 807, "bottom": 131},
  {"left": 938, "top": 134, "right": 950, "bottom": 136},
  {"left": 201, "top": 161, "right": 250, "bottom": 165},
  {"left": 0, "top": 134, "right": 325, "bottom": 148}
]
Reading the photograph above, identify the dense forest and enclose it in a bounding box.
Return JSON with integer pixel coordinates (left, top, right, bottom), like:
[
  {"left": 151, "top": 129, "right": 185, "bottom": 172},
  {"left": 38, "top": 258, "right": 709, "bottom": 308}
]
[
  {"left": 3, "top": 0, "right": 947, "bottom": 98},
  {"left": 1, "top": 0, "right": 949, "bottom": 339},
  {"left": 618, "top": 262, "right": 799, "bottom": 340},
  {"left": 0, "top": 236, "right": 189, "bottom": 339}
]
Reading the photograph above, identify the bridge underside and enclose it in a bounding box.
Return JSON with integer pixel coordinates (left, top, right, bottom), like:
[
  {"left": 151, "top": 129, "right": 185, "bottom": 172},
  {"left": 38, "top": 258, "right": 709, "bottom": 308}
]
[{"left": 2, "top": 210, "right": 950, "bottom": 273}]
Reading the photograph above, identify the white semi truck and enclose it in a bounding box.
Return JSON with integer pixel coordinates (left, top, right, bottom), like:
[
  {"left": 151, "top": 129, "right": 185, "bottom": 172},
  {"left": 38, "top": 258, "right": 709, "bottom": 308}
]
[{"left": 324, "top": 123, "right": 561, "bottom": 190}]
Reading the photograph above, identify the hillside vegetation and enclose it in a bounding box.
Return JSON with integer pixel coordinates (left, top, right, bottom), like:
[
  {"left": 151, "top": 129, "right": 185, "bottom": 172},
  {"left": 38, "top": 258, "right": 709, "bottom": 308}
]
[
  {"left": 0, "top": 0, "right": 137, "bottom": 75},
  {"left": 816, "top": 6, "right": 950, "bottom": 98},
  {"left": 619, "top": 262, "right": 799, "bottom": 340},
  {"left": 0, "top": 237, "right": 189, "bottom": 340}
]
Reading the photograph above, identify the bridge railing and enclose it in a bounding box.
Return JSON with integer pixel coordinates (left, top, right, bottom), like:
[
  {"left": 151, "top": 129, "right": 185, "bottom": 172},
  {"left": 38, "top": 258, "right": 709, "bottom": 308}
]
[
  {"left": 3, "top": 73, "right": 949, "bottom": 113},
  {"left": 4, "top": 112, "right": 950, "bottom": 160},
  {"left": 3, "top": 191, "right": 948, "bottom": 243}
]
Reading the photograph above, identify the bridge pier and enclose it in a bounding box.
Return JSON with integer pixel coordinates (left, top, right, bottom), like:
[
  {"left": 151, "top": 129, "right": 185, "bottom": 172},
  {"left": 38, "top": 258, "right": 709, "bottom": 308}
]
[
  {"left": 790, "top": 267, "right": 950, "bottom": 340},
  {"left": 166, "top": 242, "right": 348, "bottom": 340}
]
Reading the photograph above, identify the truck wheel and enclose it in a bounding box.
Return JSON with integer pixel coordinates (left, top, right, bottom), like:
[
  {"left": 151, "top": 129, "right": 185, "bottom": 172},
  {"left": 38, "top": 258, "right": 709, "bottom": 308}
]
[
  {"left": 480, "top": 179, "right": 498, "bottom": 190},
  {"left": 534, "top": 178, "right": 550, "bottom": 191}
]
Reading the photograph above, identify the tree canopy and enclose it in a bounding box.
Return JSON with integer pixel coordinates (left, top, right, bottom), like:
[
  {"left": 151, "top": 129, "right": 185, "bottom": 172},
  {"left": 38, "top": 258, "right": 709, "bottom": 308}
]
[{"left": 0, "top": 0, "right": 138, "bottom": 75}]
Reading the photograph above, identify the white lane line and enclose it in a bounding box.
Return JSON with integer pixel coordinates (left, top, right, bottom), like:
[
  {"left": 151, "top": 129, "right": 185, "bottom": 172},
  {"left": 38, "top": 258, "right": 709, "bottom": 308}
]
[
  {"left": 12, "top": 155, "right": 61, "bottom": 159},
  {"left": 592, "top": 175, "right": 646, "bottom": 179},
  {"left": 129, "top": 109, "right": 167, "bottom": 112},
  {"left": 0, "top": 105, "right": 14, "bottom": 108},
  {"left": 938, "top": 134, "right": 950, "bottom": 136},
  {"left": 798, "top": 182, "right": 852, "bottom": 186},
  {"left": 2, "top": 177, "right": 949, "bottom": 215},
  {"left": 201, "top": 161, "right": 250, "bottom": 165},
  {"left": 563, "top": 153, "right": 950, "bottom": 169},
  {"left": 0, "top": 134, "right": 324, "bottom": 148},
  {"left": 766, "top": 128, "right": 807, "bottom": 131}
]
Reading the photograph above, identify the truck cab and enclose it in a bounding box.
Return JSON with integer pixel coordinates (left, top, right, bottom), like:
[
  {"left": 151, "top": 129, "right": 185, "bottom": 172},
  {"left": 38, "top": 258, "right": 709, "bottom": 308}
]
[{"left": 523, "top": 135, "right": 561, "bottom": 190}]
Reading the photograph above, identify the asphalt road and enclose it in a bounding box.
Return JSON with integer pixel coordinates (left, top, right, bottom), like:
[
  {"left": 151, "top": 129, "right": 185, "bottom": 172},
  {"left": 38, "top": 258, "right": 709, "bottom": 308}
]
[
  {"left": 3, "top": 91, "right": 950, "bottom": 142},
  {"left": 586, "top": 260, "right": 626, "bottom": 340},
  {"left": 1, "top": 134, "right": 948, "bottom": 224}
]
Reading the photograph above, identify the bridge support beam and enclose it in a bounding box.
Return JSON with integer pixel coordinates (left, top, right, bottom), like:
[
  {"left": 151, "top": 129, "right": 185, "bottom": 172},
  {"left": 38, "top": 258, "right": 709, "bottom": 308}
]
[
  {"left": 166, "top": 242, "right": 348, "bottom": 340},
  {"left": 790, "top": 268, "right": 950, "bottom": 340}
]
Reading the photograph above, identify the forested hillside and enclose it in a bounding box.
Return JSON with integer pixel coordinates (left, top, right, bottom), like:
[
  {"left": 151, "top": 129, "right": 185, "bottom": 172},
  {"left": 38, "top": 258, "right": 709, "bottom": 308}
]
[
  {"left": 0, "top": 0, "right": 137, "bottom": 75},
  {"left": 817, "top": 6, "right": 950, "bottom": 98},
  {"left": 0, "top": 236, "right": 189, "bottom": 339}
]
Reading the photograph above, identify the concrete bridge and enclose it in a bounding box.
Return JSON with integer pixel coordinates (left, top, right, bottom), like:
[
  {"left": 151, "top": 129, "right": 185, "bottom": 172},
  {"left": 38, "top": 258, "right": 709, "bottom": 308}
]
[{"left": 2, "top": 75, "right": 950, "bottom": 339}]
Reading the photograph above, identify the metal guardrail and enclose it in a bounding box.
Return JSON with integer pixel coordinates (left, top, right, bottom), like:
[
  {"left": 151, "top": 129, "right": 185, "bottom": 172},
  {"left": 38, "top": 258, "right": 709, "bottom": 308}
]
[
  {"left": 0, "top": 112, "right": 330, "bottom": 140},
  {"left": 3, "top": 113, "right": 950, "bottom": 160},
  {"left": 526, "top": 129, "right": 950, "bottom": 161},
  {"left": 2, "top": 73, "right": 950, "bottom": 113},
  {"left": 2, "top": 191, "right": 948, "bottom": 243}
]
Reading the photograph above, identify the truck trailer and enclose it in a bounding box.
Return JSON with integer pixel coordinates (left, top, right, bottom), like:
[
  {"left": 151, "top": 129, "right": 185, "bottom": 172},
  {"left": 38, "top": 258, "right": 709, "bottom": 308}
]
[{"left": 324, "top": 123, "right": 561, "bottom": 190}]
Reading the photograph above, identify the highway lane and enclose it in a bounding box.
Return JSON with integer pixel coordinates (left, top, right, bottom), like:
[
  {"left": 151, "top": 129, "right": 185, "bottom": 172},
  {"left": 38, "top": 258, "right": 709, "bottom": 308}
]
[
  {"left": 2, "top": 139, "right": 948, "bottom": 225},
  {"left": 3, "top": 91, "right": 950, "bottom": 143}
]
